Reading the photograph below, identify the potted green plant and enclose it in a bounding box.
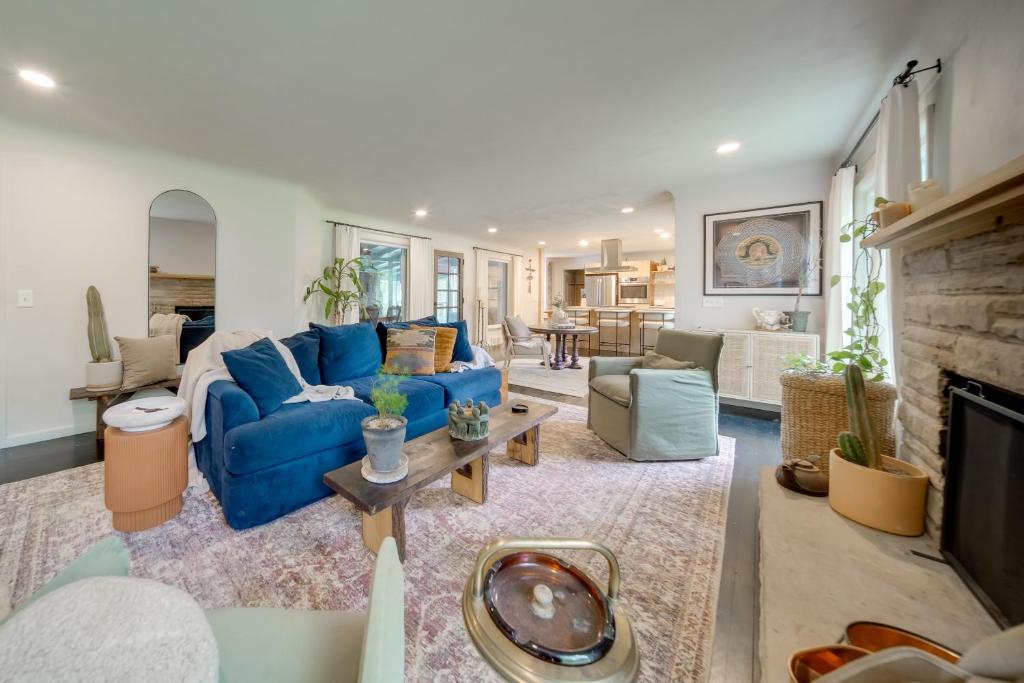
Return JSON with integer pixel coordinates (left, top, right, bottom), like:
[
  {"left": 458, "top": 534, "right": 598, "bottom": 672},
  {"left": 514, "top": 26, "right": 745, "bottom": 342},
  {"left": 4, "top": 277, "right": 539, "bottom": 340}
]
[
  {"left": 302, "top": 256, "right": 372, "bottom": 325},
  {"left": 85, "top": 286, "right": 123, "bottom": 390},
  {"left": 360, "top": 372, "right": 410, "bottom": 482},
  {"left": 779, "top": 203, "right": 897, "bottom": 476},
  {"left": 829, "top": 364, "right": 929, "bottom": 536}
]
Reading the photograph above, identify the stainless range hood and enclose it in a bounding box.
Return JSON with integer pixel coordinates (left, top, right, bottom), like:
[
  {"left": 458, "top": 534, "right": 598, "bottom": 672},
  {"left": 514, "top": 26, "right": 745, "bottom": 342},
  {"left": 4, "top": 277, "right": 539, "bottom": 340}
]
[{"left": 584, "top": 239, "right": 637, "bottom": 275}]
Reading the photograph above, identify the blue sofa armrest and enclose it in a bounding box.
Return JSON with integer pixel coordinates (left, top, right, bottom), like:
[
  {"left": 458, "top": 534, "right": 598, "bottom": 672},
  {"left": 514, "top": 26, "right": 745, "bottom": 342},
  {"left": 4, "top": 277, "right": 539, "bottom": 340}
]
[{"left": 207, "top": 380, "right": 260, "bottom": 437}]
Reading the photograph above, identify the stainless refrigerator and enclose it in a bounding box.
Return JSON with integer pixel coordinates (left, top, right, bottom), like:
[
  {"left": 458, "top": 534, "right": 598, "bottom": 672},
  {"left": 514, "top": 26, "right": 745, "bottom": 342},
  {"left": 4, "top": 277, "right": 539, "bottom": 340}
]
[{"left": 583, "top": 274, "right": 617, "bottom": 307}]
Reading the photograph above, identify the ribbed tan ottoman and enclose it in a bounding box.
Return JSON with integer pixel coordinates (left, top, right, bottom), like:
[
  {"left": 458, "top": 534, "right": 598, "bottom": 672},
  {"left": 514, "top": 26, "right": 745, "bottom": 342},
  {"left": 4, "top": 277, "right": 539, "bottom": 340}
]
[{"left": 104, "top": 415, "right": 188, "bottom": 531}]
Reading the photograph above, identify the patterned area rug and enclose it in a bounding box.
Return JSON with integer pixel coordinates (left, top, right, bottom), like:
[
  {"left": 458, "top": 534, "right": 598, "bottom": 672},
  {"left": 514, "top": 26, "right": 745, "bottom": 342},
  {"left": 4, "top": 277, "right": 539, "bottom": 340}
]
[
  {"left": 0, "top": 397, "right": 734, "bottom": 682},
  {"left": 506, "top": 358, "right": 591, "bottom": 397}
]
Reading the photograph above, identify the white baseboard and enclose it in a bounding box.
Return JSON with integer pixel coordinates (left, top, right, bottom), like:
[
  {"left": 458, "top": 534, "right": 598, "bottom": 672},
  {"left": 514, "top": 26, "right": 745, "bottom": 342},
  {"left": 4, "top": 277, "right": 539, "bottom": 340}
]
[{"left": 3, "top": 424, "right": 94, "bottom": 449}]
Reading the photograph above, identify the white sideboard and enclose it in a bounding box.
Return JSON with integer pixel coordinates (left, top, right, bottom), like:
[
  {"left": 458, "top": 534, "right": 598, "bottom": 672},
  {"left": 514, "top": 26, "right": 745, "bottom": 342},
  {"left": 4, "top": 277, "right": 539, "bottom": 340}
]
[{"left": 712, "top": 330, "right": 820, "bottom": 405}]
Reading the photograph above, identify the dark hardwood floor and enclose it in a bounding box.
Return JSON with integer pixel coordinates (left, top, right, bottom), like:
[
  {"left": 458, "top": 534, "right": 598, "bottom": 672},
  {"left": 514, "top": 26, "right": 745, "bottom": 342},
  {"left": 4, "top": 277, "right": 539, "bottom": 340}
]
[{"left": 0, "top": 380, "right": 780, "bottom": 682}]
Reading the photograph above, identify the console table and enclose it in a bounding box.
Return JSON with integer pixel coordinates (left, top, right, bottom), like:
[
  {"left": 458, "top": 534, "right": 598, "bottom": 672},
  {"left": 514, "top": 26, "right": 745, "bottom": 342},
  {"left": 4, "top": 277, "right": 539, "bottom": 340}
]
[{"left": 69, "top": 377, "right": 181, "bottom": 443}]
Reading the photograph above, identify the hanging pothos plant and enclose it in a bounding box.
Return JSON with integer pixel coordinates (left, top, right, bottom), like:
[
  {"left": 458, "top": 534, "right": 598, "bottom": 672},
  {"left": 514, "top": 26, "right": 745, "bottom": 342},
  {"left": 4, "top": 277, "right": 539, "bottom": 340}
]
[
  {"left": 303, "top": 257, "right": 373, "bottom": 325},
  {"left": 786, "top": 197, "right": 890, "bottom": 382}
]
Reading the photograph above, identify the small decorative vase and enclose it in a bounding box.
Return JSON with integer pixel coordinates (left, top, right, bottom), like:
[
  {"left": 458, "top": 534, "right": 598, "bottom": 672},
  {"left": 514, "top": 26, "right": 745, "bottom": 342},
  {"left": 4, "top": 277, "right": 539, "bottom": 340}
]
[
  {"left": 448, "top": 400, "right": 490, "bottom": 441},
  {"left": 361, "top": 415, "right": 408, "bottom": 483},
  {"left": 551, "top": 306, "right": 569, "bottom": 325},
  {"left": 786, "top": 311, "right": 810, "bottom": 333}
]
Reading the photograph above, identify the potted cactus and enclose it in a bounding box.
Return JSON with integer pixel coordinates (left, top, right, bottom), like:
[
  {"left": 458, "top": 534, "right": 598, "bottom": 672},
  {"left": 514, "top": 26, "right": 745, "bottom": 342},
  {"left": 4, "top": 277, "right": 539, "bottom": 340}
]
[
  {"left": 85, "top": 286, "right": 123, "bottom": 390},
  {"left": 828, "top": 364, "right": 929, "bottom": 536}
]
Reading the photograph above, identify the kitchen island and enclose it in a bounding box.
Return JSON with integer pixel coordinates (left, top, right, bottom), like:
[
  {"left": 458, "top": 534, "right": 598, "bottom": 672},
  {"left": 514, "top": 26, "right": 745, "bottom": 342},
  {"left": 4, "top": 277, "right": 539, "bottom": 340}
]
[{"left": 555, "top": 306, "right": 676, "bottom": 356}]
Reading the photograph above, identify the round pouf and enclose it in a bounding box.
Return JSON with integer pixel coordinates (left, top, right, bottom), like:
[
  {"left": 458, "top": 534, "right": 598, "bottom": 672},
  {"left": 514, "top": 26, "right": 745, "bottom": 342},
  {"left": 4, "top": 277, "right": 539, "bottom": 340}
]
[{"left": 104, "top": 415, "right": 188, "bottom": 531}]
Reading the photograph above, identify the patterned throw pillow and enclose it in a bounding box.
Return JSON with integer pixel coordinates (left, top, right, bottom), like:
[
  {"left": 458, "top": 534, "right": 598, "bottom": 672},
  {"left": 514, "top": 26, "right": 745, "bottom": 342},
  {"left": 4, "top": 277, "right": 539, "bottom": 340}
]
[
  {"left": 384, "top": 327, "right": 437, "bottom": 375},
  {"left": 411, "top": 324, "right": 457, "bottom": 372}
]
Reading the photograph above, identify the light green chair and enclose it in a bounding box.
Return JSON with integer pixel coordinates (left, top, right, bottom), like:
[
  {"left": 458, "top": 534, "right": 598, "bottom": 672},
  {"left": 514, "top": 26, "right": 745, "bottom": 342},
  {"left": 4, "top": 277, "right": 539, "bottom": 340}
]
[
  {"left": 1, "top": 536, "right": 405, "bottom": 683},
  {"left": 587, "top": 329, "right": 724, "bottom": 460}
]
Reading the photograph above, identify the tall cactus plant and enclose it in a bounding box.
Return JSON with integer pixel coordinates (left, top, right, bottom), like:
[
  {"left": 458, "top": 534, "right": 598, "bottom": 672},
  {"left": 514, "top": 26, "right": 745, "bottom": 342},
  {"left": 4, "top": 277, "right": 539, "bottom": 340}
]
[
  {"left": 838, "top": 363, "right": 882, "bottom": 469},
  {"left": 86, "top": 285, "right": 112, "bottom": 362}
]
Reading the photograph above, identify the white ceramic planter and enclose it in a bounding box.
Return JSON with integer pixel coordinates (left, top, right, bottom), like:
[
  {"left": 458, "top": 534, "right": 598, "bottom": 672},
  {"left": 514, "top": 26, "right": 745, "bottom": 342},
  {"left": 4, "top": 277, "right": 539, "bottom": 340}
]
[
  {"left": 828, "top": 449, "right": 929, "bottom": 536},
  {"left": 86, "top": 360, "right": 123, "bottom": 390}
]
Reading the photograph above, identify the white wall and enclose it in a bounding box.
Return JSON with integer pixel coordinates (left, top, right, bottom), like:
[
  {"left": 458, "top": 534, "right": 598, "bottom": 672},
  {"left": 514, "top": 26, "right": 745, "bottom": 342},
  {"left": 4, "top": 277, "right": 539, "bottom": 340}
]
[
  {"left": 837, "top": 0, "right": 1024, "bottom": 192},
  {"left": 671, "top": 159, "right": 832, "bottom": 335},
  {"left": 149, "top": 218, "right": 216, "bottom": 276}
]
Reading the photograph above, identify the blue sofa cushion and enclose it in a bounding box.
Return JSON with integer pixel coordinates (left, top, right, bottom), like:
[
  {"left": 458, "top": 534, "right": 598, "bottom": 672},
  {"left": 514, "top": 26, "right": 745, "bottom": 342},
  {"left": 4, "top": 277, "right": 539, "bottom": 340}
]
[
  {"left": 279, "top": 330, "right": 320, "bottom": 385},
  {"left": 346, "top": 376, "right": 445, "bottom": 422},
  {"left": 422, "top": 320, "right": 474, "bottom": 362},
  {"left": 374, "top": 316, "right": 437, "bottom": 357},
  {"left": 310, "top": 322, "right": 382, "bottom": 384},
  {"left": 223, "top": 399, "right": 376, "bottom": 475},
  {"left": 222, "top": 338, "right": 302, "bottom": 418},
  {"left": 415, "top": 367, "right": 502, "bottom": 405}
]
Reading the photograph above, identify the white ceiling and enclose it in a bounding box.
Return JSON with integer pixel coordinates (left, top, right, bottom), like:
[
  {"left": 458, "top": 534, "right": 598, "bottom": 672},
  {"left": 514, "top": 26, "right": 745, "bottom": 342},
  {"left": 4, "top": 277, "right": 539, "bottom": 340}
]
[{"left": 1, "top": 0, "right": 926, "bottom": 253}]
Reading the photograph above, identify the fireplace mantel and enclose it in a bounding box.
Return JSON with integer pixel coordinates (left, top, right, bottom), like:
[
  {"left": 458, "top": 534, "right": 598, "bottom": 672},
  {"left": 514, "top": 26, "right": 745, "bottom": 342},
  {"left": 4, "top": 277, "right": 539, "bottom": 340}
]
[{"left": 863, "top": 154, "right": 1024, "bottom": 251}]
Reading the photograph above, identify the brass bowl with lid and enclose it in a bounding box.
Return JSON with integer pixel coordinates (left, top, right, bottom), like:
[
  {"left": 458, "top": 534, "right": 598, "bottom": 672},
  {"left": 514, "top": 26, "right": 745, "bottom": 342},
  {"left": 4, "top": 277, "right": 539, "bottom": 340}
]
[{"left": 463, "top": 537, "right": 640, "bottom": 683}]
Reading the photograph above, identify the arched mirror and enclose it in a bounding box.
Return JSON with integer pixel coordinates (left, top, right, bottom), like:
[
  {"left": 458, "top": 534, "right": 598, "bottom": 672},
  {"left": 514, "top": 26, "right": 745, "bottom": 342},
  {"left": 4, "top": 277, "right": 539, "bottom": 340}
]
[{"left": 148, "top": 190, "right": 216, "bottom": 364}]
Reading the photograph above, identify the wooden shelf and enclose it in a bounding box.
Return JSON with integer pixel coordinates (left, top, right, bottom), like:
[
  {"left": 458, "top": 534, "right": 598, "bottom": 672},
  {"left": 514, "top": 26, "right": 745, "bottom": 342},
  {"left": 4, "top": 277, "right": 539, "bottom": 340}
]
[
  {"left": 862, "top": 154, "right": 1024, "bottom": 251},
  {"left": 149, "top": 272, "right": 214, "bottom": 280}
]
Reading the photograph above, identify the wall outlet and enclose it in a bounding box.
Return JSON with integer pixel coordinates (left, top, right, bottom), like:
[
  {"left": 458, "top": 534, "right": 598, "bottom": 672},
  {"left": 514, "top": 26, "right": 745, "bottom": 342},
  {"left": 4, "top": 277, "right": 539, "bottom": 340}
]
[
  {"left": 702, "top": 296, "right": 724, "bottom": 308},
  {"left": 17, "top": 290, "right": 34, "bottom": 308}
]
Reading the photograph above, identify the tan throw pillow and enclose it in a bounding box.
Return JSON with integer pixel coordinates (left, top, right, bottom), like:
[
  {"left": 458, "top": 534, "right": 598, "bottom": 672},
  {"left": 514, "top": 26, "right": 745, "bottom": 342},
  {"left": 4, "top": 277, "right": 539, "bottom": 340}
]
[
  {"left": 411, "top": 324, "right": 457, "bottom": 372},
  {"left": 640, "top": 351, "right": 699, "bottom": 371},
  {"left": 115, "top": 335, "right": 177, "bottom": 390},
  {"left": 383, "top": 327, "right": 436, "bottom": 376}
]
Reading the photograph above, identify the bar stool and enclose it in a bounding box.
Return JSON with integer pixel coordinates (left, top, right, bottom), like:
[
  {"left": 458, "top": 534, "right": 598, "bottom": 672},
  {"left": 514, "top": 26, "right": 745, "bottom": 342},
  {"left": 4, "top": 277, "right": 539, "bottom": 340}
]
[
  {"left": 597, "top": 310, "right": 631, "bottom": 356},
  {"left": 569, "top": 309, "right": 591, "bottom": 354},
  {"left": 639, "top": 311, "right": 675, "bottom": 352}
]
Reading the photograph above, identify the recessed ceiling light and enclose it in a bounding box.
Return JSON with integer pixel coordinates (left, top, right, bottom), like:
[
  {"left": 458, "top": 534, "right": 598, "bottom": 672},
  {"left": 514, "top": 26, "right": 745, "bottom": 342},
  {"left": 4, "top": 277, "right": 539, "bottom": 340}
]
[
  {"left": 579, "top": 239, "right": 589, "bottom": 247},
  {"left": 487, "top": 227, "right": 498, "bottom": 233},
  {"left": 538, "top": 241, "right": 546, "bottom": 246},
  {"left": 659, "top": 232, "right": 671, "bottom": 240},
  {"left": 716, "top": 141, "right": 741, "bottom": 155},
  {"left": 621, "top": 207, "right": 634, "bottom": 214},
  {"left": 18, "top": 69, "right": 55, "bottom": 89},
  {"left": 414, "top": 208, "right": 428, "bottom": 218}
]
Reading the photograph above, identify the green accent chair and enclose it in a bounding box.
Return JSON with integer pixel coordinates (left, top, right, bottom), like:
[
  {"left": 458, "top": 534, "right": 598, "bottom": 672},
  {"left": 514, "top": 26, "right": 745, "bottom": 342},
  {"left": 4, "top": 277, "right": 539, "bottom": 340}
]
[
  {"left": 587, "top": 329, "right": 724, "bottom": 460},
  {"left": 2, "top": 536, "right": 405, "bottom": 683}
]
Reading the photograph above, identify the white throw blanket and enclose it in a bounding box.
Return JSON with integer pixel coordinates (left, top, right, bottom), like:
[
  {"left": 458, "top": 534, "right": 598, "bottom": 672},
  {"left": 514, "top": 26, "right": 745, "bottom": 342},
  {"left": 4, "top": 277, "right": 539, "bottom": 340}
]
[
  {"left": 449, "top": 345, "right": 496, "bottom": 372},
  {"left": 180, "top": 330, "right": 358, "bottom": 443}
]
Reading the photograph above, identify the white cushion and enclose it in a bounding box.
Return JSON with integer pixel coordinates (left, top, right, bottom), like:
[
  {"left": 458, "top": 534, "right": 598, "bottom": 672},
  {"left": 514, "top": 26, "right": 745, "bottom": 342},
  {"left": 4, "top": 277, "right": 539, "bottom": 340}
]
[
  {"left": 504, "top": 316, "right": 531, "bottom": 339},
  {"left": 0, "top": 576, "right": 218, "bottom": 682}
]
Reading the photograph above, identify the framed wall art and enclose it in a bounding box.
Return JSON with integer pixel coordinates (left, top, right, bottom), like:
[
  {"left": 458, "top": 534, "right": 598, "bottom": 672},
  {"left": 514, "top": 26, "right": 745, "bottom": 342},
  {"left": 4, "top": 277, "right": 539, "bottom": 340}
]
[{"left": 703, "top": 201, "right": 823, "bottom": 296}]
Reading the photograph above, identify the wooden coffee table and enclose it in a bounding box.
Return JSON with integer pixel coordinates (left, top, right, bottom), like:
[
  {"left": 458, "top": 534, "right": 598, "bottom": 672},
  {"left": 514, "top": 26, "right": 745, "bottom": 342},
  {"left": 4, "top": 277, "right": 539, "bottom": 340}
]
[{"left": 323, "top": 399, "right": 557, "bottom": 561}]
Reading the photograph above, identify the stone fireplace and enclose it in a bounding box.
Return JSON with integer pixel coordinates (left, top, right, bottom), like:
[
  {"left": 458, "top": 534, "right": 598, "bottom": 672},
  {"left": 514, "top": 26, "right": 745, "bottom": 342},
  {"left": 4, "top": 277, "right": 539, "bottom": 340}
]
[{"left": 865, "top": 155, "right": 1024, "bottom": 539}]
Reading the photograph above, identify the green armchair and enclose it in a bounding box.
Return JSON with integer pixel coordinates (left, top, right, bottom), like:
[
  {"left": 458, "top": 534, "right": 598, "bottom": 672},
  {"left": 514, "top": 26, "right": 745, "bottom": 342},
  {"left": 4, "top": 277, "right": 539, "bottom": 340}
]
[{"left": 587, "top": 329, "right": 724, "bottom": 460}]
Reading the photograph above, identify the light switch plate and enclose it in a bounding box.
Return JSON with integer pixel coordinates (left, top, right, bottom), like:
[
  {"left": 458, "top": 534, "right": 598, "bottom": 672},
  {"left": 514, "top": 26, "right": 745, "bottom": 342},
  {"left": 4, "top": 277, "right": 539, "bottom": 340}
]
[
  {"left": 702, "top": 296, "right": 724, "bottom": 308},
  {"left": 17, "top": 290, "right": 34, "bottom": 308}
]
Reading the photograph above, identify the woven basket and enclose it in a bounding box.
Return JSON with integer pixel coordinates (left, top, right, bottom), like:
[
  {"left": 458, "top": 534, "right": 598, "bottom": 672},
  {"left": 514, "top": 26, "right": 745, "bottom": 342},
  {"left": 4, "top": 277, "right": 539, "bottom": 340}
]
[{"left": 780, "top": 371, "right": 897, "bottom": 478}]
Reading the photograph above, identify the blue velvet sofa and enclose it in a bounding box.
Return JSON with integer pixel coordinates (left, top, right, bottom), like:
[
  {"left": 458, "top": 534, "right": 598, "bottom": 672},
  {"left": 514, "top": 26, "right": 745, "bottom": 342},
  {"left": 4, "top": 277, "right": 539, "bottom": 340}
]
[{"left": 195, "top": 320, "right": 502, "bottom": 529}]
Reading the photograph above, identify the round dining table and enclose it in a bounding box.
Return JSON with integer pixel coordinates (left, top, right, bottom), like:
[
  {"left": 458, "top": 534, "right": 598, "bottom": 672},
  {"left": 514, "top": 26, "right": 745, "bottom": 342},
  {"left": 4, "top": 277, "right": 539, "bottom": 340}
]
[{"left": 528, "top": 324, "right": 599, "bottom": 370}]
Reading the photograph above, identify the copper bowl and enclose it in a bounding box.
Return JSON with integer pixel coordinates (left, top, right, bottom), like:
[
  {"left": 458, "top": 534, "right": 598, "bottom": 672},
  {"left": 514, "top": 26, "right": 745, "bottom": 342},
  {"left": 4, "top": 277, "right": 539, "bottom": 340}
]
[
  {"left": 788, "top": 645, "right": 870, "bottom": 683},
  {"left": 844, "top": 621, "right": 960, "bottom": 664}
]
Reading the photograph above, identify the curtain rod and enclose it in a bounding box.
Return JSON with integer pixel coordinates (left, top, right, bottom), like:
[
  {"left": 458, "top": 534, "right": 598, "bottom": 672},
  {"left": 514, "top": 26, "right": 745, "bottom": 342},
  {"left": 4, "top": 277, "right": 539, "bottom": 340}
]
[
  {"left": 325, "top": 220, "right": 430, "bottom": 242},
  {"left": 473, "top": 246, "right": 524, "bottom": 258},
  {"left": 835, "top": 58, "right": 941, "bottom": 174}
]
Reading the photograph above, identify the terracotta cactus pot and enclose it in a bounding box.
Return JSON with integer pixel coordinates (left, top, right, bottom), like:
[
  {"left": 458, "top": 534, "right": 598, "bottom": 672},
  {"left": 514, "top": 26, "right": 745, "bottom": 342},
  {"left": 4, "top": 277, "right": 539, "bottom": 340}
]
[{"left": 828, "top": 449, "right": 929, "bottom": 536}]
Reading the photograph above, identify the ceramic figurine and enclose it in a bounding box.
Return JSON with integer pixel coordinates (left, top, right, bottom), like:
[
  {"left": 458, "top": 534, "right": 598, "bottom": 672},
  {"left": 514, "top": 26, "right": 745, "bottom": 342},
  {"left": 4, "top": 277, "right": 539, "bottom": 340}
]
[
  {"left": 752, "top": 307, "right": 790, "bottom": 331},
  {"left": 449, "top": 399, "right": 490, "bottom": 441}
]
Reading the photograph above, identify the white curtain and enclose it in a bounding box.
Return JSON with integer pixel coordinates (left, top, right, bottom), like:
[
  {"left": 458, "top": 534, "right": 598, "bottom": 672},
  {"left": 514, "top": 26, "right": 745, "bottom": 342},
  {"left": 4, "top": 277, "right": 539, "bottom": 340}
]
[
  {"left": 407, "top": 236, "right": 434, "bottom": 320},
  {"left": 874, "top": 81, "right": 921, "bottom": 380},
  {"left": 474, "top": 249, "right": 490, "bottom": 345},
  {"left": 511, "top": 255, "right": 523, "bottom": 319},
  {"left": 333, "top": 224, "right": 361, "bottom": 324},
  {"left": 824, "top": 166, "right": 855, "bottom": 354}
]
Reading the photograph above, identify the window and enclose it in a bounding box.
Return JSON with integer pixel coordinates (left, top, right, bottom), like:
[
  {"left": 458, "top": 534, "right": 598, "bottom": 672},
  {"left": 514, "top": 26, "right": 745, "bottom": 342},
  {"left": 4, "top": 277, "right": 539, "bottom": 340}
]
[
  {"left": 359, "top": 241, "right": 407, "bottom": 322},
  {"left": 919, "top": 102, "right": 935, "bottom": 181},
  {"left": 487, "top": 260, "right": 509, "bottom": 325},
  {"left": 434, "top": 251, "right": 463, "bottom": 323}
]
